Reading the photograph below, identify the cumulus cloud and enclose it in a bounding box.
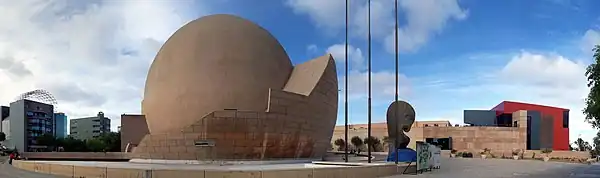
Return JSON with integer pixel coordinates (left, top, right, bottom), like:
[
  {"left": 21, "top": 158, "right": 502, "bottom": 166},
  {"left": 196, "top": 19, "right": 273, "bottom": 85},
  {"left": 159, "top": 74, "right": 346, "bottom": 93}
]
[
  {"left": 339, "top": 70, "right": 412, "bottom": 101},
  {"left": 286, "top": 0, "right": 467, "bottom": 53},
  {"left": 498, "top": 52, "right": 590, "bottom": 142},
  {"left": 326, "top": 44, "right": 365, "bottom": 70},
  {"left": 0, "top": 0, "right": 206, "bottom": 131},
  {"left": 581, "top": 29, "right": 600, "bottom": 54},
  {"left": 384, "top": 0, "right": 467, "bottom": 53}
]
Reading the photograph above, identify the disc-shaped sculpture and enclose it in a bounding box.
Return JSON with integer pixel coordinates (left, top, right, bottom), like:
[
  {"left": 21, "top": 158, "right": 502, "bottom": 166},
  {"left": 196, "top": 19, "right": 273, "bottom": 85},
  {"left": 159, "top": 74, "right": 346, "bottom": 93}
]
[
  {"left": 143, "top": 14, "right": 294, "bottom": 133},
  {"left": 386, "top": 100, "right": 416, "bottom": 149}
]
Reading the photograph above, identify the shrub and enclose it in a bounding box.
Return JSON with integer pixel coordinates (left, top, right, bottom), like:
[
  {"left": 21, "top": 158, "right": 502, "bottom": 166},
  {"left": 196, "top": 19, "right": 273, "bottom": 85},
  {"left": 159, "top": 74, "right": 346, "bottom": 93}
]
[
  {"left": 456, "top": 152, "right": 463, "bottom": 157},
  {"left": 512, "top": 149, "right": 521, "bottom": 156},
  {"left": 480, "top": 148, "right": 491, "bottom": 155},
  {"left": 541, "top": 148, "right": 553, "bottom": 154},
  {"left": 462, "top": 152, "right": 473, "bottom": 158}
]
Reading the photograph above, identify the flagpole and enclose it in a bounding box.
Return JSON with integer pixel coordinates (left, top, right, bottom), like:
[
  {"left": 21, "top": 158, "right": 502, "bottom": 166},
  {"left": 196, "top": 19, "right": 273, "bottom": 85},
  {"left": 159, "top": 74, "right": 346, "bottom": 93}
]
[
  {"left": 394, "top": 0, "right": 400, "bottom": 165},
  {"left": 367, "top": 0, "right": 373, "bottom": 163},
  {"left": 344, "top": 0, "right": 349, "bottom": 163}
]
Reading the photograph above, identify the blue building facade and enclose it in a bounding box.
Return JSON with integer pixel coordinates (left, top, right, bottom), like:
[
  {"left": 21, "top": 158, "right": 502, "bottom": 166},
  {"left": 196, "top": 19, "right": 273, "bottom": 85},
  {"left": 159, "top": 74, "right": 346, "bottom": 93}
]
[{"left": 53, "top": 113, "right": 67, "bottom": 138}]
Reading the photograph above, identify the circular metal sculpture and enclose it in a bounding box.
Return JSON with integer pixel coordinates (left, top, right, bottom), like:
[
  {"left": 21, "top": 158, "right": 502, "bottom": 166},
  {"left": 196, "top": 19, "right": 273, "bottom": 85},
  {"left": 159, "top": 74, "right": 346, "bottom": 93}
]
[
  {"left": 15, "top": 89, "right": 58, "bottom": 106},
  {"left": 386, "top": 100, "right": 416, "bottom": 149}
]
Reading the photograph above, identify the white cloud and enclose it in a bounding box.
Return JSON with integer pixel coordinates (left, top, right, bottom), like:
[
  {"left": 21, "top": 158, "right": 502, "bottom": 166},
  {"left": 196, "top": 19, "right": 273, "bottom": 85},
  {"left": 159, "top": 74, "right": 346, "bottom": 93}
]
[
  {"left": 340, "top": 70, "right": 412, "bottom": 101},
  {"left": 306, "top": 44, "right": 318, "bottom": 54},
  {"left": 0, "top": 0, "right": 207, "bottom": 131},
  {"left": 285, "top": 0, "right": 347, "bottom": 35},
  {"left": 581, "top": 29, "right": 600, "bottom": 54},
  {"left": 286, "top": 0, "right": 467, "bottom": 53},
  {"left": 384, "top": 0, "right": 467, "bottom": 53},
  {"left": 326, "top": 44, "right": 365, "bottom": 70},
  {"left": 497, "top": 52, "right": 591, "bottom": 143}
]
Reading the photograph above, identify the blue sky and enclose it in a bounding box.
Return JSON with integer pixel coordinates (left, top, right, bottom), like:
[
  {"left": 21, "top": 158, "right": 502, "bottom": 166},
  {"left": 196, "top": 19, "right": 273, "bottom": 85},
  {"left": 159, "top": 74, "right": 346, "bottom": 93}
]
[{"left": 0, "top": 0, "right": 599, "bottom": 143}]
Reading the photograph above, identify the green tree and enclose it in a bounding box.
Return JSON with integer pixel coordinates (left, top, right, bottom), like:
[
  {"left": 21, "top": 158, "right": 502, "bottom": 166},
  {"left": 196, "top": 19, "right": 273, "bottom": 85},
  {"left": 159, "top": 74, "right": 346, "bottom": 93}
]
[
  {"left": 591, "top": 131, "right": 600, "bottom": 157},
  {"left": 61, "top": 136, "right": 88, "bottom": 152},
  {"left": 334, "top": 138, "right": 346, "bottom": 151},
  {"left": 0, "top": 132, "right": 5, "bottom": 142},
  {"left": 86, "top": 139, "right": 106, "bottom": 152},
  {"left": 584, "top": 45, "right": 600, "bottom": 128},
  {"left": 350, "top": 136, "right": 363, "bottom": 153},
  {"left": 574, "top": 138, "right": 592, "bottom": 151},
  {"left": 97, "top": 132, "right": 121, "bottom": 152},
  {"left": 35, "top": 133, "right": 56, "bottom": 151}
]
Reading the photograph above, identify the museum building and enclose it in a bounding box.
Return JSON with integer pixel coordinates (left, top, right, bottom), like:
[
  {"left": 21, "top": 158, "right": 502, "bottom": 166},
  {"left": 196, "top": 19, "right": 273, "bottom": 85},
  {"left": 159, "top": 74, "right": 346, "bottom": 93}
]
[
  {"left": 332, "top": 101, "right": 569, "bottom": 152},
  {"left": 120, "top": 14, "right": 339, "bottom": 161}
]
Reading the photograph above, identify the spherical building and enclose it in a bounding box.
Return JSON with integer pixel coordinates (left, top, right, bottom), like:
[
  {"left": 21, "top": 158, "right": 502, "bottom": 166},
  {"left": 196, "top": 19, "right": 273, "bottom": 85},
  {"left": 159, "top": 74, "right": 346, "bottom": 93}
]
[{"left": 131, "top": 14, "right": 339, "bottom": 161}]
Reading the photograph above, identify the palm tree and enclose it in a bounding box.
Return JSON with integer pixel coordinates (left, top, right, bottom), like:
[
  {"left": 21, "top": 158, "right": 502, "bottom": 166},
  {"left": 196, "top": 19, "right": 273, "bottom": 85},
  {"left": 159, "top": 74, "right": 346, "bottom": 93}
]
[
  {"left": 334, "top": 138, "right": 346, "bottom": 151},
  {"left": 364, "top": 136, "right": 383, "bottom": 152},
  {"left": 351, "top": 136, "right": 364, "bottom": 153}
]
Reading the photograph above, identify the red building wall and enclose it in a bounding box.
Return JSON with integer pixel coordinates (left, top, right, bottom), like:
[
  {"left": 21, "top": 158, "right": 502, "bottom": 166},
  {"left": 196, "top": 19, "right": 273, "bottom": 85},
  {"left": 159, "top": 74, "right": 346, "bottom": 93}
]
[{"left": 493, "top": 101, "right": 569, "bottom": 150}]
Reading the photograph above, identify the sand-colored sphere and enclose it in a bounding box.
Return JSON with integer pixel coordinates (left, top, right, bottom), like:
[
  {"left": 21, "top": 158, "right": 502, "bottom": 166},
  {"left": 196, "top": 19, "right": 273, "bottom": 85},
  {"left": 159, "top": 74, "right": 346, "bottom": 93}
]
[{"left": 142, "top": 14, "right": 293, "bottom": 133}]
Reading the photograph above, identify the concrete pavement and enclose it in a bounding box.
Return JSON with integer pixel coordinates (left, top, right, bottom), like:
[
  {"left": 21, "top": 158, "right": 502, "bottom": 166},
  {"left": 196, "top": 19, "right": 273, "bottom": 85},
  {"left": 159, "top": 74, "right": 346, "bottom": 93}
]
[
  {"left": 387, "top": 157, "right": 600, "bottom": 178},
  {"left": 0, "top": 157, "right": 63, "bottom": 178}
]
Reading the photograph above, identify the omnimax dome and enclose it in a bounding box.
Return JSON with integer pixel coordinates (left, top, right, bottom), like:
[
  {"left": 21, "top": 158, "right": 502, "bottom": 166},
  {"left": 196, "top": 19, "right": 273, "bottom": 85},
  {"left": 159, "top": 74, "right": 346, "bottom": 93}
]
[{"left": 131, "top": 14, "right": 339, "bottom": 161}]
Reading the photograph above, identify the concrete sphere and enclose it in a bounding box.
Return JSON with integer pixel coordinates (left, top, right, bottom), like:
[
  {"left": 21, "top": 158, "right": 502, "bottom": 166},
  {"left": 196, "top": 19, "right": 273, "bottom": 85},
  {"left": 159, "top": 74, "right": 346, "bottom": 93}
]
[{"left": 143, "top": 14, "right": 293, "bottom": 133}]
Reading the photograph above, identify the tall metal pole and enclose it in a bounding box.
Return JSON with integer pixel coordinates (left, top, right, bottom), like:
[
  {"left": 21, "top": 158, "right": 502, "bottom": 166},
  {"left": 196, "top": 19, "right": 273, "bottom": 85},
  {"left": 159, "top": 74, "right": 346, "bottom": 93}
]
[
  {"left": 344, "top": 0, "right": 349, "bottom": 163},
  {"left": 394, "top": 0, "right": 400, "bottom": 165},
  {"left": 367, "top": 0, "right": 373, "bottom": 163}
]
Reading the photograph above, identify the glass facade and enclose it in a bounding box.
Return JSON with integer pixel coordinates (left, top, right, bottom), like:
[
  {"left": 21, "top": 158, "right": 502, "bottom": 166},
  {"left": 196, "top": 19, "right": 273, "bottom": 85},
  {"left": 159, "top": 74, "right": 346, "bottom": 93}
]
[{"left": 54, "top": 113, "right": 67, "bottom": 138}]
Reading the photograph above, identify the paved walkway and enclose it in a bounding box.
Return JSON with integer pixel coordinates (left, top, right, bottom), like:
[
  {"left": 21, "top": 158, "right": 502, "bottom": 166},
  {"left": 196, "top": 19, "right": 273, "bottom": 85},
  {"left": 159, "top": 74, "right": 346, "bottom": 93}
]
[
  {"left": 0, "top": 157, "right": 62, "bottom": 178},
  {"left": 388, "top": 157, "right": 599, "bottom": 178}
]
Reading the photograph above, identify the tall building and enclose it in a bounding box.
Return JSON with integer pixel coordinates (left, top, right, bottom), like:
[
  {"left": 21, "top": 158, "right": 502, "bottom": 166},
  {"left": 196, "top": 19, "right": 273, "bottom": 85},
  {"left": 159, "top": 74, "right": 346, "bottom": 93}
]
[
  {"left": 3, "top": 99, "right": 54, "bottom": 152},
  {"left": 1, "top": 106, "right": 9, "bottom": 133},
  {"left": 53, "top": 113, "right": 67, "bottom": 138},
  {"left": 70, "top": 112, "right": 111, "bottom": 140}
]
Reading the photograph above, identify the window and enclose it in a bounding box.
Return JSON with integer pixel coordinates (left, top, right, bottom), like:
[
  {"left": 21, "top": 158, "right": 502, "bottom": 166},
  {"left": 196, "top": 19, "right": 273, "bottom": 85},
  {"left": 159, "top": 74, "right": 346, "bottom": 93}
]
[{"left": 563, "top": 110, "right": 569, "bottom": 128}]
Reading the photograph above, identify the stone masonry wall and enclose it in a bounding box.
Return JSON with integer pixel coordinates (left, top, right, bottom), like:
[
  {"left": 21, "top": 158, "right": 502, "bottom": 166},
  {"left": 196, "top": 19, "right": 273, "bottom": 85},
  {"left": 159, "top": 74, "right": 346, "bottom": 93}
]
[
  {"left": 131, "top": 57, "right": 338, "bottom": 160},
  {"left": 423, "top": 126, "right": 526, "bottom": 152}
]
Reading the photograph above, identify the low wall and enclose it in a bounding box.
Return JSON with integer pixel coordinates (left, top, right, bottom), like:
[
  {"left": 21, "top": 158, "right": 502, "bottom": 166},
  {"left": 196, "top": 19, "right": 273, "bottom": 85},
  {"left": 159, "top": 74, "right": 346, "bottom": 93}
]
[
  {"left": 21, "top": 152, "right": 131, "bottom": 160},
  {"left": 441, "top": 150, "right": 590, "bottom": 159},
  {"left": 13, "top": 160, "right": 414, "bottom": 178}
]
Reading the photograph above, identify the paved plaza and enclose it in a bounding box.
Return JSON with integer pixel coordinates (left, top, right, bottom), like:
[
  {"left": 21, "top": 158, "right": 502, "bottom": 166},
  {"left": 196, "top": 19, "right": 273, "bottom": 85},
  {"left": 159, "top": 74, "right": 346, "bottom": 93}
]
[
  {"left": 0, "top": 157, "right": 62, "bottom": 178},
  {"left": 389, "top": 157, "right": 599, "bottom": 178},
  {"left": 2, "top": 156, "right": 600, "bottom": 178}
]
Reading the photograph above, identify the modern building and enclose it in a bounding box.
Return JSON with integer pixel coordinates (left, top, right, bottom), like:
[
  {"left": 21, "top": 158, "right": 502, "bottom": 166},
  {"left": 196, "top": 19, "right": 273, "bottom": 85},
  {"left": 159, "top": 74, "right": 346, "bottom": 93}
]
[
  {"left": 2, "top": 99, "right": 55, "bottom": 152},
  {"left": 70, "top": 112, "right": 111, "bottom": 140},
  {"left": 332, "top": 101, "right": 570, "bottom": 153},
  {"left": 464, "top": 101, "right": 569, "bottom": 150},
  {"left": 123, "top": 14, "right": 338, "bottom": 161},
  {"left": 53, "top": 113, "right": 67, "bottom": 138},
  {"left": 1, "top": 106, "right": 9, "bottom": 134}
]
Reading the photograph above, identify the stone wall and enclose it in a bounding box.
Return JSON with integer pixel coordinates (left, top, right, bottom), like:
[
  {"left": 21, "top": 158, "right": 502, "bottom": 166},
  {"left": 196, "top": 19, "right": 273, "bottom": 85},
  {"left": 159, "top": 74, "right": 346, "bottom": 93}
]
[
  {"left": 21, "top": 152, "right": 130, "bottom": 160},
  {"left": 423, "top": 126, "right": 526, "bottom": 152},
  {"left": 13, "top": 160, "right": 413, "bottom": 178}
]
